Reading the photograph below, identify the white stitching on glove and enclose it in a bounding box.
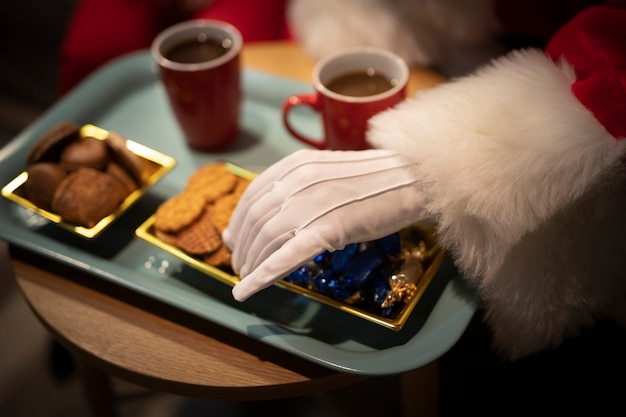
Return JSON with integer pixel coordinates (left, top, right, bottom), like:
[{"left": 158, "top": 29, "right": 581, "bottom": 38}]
[{"left": 223, "top": 148, "right": 430, "bottom": 302}]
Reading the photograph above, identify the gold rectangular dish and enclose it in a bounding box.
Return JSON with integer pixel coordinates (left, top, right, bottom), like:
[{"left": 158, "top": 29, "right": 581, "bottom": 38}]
[
  {"left": 136, "top": 163, "right": 444, "bottom": 331},
  {"left": 1, "top": 124, "right": 176, "bottom": 239}
]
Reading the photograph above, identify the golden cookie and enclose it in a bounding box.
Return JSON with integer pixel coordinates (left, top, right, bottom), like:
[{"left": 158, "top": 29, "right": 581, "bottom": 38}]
[
  {"left": 173, "top": 209, "right": 222, "bottom": 255},
  {"left": 185, "top": 163, "right": 237, "bottom": 203},
  {"left": 210, "top": 193, "right": 240, "bottom": 233},
  {"left": 232, "top": 177, "right": 251, "bottom": 197},
  {"left": 203, "top": 244, "right": 232, "bottom": 268},
  {"left": 154, "top": 228, "right": 180, "bottom": 248},
  {"left": 154, "top": 192, "right": 206, "bottom": 233}
]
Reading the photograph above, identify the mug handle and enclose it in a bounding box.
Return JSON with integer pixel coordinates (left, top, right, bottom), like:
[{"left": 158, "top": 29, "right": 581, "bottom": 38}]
[{"left": 282, "top": 93, "right": 327, "bottom": 150}]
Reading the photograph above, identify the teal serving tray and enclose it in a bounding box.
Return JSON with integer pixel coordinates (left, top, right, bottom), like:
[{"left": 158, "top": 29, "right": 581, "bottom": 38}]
[{"left": 0, "top": 50, "right": 478, "bottom": 375}]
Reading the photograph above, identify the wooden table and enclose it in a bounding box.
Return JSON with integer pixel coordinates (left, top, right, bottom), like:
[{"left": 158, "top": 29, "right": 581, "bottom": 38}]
[{"left": 8, "top": 41, "right": 445, "bottom": 417}]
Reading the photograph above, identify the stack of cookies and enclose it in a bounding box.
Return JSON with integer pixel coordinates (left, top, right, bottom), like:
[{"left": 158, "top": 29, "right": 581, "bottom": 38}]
[
  {"left": 153, "top": 162, "right": 250, "bottom": 269},
  {"left": 23, "top": 121, "right": 144, "bottom": 228}
]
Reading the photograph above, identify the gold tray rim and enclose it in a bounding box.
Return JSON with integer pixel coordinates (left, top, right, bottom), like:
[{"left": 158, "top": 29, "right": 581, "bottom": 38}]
[
  {"left": 135, "top": 163, "right": 444, "bottom": 331},
  {"left": 1, "top": 124, "right": 176, "bottom": 239}
]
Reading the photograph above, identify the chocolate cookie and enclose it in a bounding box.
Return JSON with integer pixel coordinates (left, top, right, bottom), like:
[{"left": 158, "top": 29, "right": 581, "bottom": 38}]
[
  {"left": 106, "top": 161, "right": 138, "bottom": 196},
  {"left": 59, "top": 136, "right": 109, "bottom": 171},
  {"left": 52, "top": 168, "right": 127, "bottom": 228},
  {"left": 105, "top": 131, "right": 143, "bottom": 186},
  {"left": 23, "top": 162, "right": 68, "bottom": 211},
  {"left": 26, "top": 121, "right": 81, "bottom": 165}
]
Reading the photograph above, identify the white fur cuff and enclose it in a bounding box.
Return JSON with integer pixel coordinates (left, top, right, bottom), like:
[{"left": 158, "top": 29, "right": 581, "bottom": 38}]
[
  {"left": 368, "top": 48, "right": 623, "bottom": 283},
  {"left": 368, "top": 49, "right": 626, "bottom": 359}
]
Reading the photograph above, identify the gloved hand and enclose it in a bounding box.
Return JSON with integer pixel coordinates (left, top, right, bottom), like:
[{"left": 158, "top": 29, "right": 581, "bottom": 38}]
[{"left": 223, "top": 148, "right": 431, "bottom": 301}]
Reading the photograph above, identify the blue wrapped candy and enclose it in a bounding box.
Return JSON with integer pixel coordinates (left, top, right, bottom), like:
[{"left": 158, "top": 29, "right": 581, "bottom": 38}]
[{"left": 284, "top": 230, "right": 428, "bottom": 319}]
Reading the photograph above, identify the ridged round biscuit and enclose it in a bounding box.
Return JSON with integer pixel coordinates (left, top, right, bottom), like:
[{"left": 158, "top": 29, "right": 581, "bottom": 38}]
[
  {"left": 154, "top": 228, "right": 181, "bottom": 248},
  {"left": 203, "top": 244, "right": 232, "bottom": 268},
  {"left": 232, "top": 177, "right": 252, "bottom": 197},
  {"left": 184, "top": 163, "right": 237, "bottom": 203},
  {"left": 210, "top": 193, "right": 240, "bottom": 234},
  {"left": 173, "top": 209, "right": 222, "bottom": 255},
  {"left": 51, "top": 168, "right": 127, "bottom": 228},
  {"left": 27, "top": 121, "right": 81, "bottom": 165},
  {"left": 154, "top": 192, "right": 206, "bottom": 233}
]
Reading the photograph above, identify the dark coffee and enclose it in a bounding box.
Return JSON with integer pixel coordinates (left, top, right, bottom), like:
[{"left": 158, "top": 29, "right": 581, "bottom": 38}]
[
  {"left": 326, "top": 69, "right": 396, "bottom": 97},
  {"left": 164, "top": 34, "right": 231, "bottom": 64}
]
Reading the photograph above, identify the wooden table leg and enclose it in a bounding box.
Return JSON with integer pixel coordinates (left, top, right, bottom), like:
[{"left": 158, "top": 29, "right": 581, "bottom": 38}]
[
  {"left": 400, "top": 361, "right": 439, "bottom": 417},
  {"left": 76, "top": 359, "right": 119, "bottom": 417}
]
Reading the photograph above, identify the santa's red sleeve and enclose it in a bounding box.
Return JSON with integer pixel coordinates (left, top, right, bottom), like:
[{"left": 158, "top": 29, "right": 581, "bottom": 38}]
[{"left": 367, "top": 6, "right": 626, "bottom": 360}]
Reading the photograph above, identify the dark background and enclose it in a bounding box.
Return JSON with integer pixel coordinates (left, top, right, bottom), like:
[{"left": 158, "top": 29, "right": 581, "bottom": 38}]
[{"left": 0, "top": 1, "right": 77, "bottom": 148}]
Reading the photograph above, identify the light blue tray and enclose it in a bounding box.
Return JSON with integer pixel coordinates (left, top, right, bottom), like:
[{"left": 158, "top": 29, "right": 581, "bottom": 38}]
[{"left": 0, "top": 50, "right": 478, "bottom": 375}]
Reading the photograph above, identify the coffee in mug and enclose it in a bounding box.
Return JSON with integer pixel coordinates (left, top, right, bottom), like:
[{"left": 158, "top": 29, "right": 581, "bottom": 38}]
[
  {"left": 163, "top": 34, "right": 231, "bottom": 64},
  {"left": 282, "top": 47, "right": 409, "bottom": 150},
  {"left": 325, "top": 69, "right": 396, "bottom": 97},
  {"left": 151, "top": 20, "right": 242, "bottom": 152}
]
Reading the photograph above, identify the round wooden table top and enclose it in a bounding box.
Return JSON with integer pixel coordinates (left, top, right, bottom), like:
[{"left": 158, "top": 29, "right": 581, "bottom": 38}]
[
  {"left": 11, "top": 248, "right": 364, "bottom": 400},
  {"left": 9, "top": 41, "right": 445, "bottom": 402}
]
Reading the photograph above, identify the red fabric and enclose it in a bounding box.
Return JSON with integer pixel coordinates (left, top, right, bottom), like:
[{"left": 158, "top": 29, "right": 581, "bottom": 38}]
[
  {"left": 58, "top": 0, "right": 291, "bottom": 95},
  {"left": 194, "top": 0, "right": 292, "bottom": 42},
  {"left": 59, "top": 0, "right": 162, "bottom": 95},
  {"left": 495, "top": 0, "right": 603, "bottom": 43},
  {"left": 546, "top": 6, "right": 626, "bottom": 139}
]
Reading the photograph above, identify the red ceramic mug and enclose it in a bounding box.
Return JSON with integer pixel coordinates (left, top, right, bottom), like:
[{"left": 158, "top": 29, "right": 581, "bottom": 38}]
[
  {"left": 282, "top": 47, "right": 409, "bottom": 150},
  {"left": 151, "top": 20, "right": 243, "bottom": 152}
]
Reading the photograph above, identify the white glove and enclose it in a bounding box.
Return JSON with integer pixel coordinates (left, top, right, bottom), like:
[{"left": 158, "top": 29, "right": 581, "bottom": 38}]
[{"left": 223, "top": 148, "right": 430, "bottom": 301}]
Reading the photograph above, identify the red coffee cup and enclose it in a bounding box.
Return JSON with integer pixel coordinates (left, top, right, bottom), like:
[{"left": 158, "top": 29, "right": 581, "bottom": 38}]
[
  {"left": 151, "top": 20, "right": 243, "bottom": 152},
  {"left": 283, "top": 47, "right": 409, "bottom": 150}
]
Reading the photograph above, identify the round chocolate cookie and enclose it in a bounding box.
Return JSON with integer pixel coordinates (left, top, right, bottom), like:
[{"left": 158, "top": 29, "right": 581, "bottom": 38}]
[
  {"left": 51, "top": 168, "right": 128, "bottom": 228},
  {"left": 59, "top": 136, "right": 109, "bottom": 171},
  {"left": 105, "top": 131, "right": 143, "bottom": 185},
  {"left": 106, "top": 161, "right": 138, "bottom": 196},
  {"left": 26, "top": 121, "right": 81, "bottom": 165},
  {"left": 23, "top": 162, "right": 68, "bottom": 211}
]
